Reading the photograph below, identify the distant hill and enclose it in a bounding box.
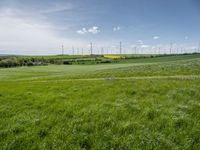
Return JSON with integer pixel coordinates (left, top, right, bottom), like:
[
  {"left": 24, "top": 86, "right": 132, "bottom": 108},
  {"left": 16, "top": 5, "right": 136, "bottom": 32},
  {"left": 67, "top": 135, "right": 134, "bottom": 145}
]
[{"left": 0, "top": 54, "right": 21, "bottom": 56}]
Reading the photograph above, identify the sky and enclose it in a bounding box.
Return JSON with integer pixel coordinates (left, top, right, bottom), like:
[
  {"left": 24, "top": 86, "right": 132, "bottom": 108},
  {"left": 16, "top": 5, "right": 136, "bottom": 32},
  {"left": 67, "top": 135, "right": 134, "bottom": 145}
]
[{"left": 0, "top": 0, "right": 200, "bottom": 55}]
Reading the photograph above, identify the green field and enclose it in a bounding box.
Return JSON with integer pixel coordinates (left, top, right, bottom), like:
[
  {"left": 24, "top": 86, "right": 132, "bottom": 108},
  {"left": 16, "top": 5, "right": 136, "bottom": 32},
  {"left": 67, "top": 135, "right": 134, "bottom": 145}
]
[{"left": 0, "top": 54, "right": 200, "bottom": 149}]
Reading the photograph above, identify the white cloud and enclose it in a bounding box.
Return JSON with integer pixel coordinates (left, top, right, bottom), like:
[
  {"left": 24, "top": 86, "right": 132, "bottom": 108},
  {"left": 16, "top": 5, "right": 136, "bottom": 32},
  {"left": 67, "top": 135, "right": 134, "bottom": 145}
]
[
  {"left": 77, "top": 26, "right": 100, "bottom": 35},
  {"left": 153, "top": 36, "right": 160, "bottom": 40},
  {"left": 113, "top": 26, "right": 121, "bottom": 32},
  {"left": 141, "top": 45, "right": 149, "bottom": 48},
  {"left": 77, "top": 28, "right": 88, "bottom": 35},
  {"left": 136, "top": 40, "right": 143, "bottom": 45},
  {"left": 88, "top": 26, "right": 100, "bottom": 34}
]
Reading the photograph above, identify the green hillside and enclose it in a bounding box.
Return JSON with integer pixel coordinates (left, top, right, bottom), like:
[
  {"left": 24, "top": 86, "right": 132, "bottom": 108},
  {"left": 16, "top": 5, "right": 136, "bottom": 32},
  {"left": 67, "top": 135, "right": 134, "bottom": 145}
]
[{"left": 0, "top": 54, "right": 200, "bottom": 149}]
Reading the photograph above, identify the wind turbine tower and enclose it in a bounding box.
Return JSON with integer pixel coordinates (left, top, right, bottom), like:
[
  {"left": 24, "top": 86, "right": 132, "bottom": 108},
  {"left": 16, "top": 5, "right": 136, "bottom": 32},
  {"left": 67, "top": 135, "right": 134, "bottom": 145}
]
[
  {"left": 62, "top": 45, "right": 64, "bottom": 55},
  {"left": 120, "top": 41, "right": 122, "bottom": 55},
  {"left": 90, "top": 42, "right": 93, "bottom": 55}
]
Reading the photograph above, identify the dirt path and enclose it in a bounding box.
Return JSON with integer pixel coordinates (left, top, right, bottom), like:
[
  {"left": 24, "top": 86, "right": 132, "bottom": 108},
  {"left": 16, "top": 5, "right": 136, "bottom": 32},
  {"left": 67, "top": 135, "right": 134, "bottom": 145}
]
[{"left": 25, "top": 75, "right": 200, "bottom": 83}]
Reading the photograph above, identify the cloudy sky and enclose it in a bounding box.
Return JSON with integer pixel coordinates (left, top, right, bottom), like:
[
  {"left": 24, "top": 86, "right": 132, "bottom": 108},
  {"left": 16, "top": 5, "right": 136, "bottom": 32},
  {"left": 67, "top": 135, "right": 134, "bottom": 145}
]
[{"left": 0, "top": 0, "right": 200, "bottom": 55}]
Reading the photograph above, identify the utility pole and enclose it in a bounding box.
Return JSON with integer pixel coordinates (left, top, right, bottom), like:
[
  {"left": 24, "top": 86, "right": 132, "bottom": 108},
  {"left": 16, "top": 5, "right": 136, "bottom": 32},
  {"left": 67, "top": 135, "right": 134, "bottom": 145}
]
[
  {"left": 90, "top": 42, "right": 93, "bottom": 55},
  {"left": 62, "top": 45, "right": 64, "bottom": 55},
  {"left": 120, "top": 41, "right": 122, "bottom": 55}
]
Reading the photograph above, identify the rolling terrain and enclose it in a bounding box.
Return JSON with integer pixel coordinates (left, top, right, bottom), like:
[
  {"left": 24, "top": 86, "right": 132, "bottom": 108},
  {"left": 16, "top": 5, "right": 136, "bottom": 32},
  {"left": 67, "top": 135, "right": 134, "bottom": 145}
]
[{"left": 0, "top": 54, "right": 200, "bottom": 149}]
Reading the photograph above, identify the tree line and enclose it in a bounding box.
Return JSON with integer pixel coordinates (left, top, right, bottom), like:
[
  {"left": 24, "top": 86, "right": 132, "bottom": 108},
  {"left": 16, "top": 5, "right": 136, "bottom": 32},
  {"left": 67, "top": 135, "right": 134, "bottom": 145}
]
[{"left": 0, "top": 56, "right": 113, "bottom": 68}]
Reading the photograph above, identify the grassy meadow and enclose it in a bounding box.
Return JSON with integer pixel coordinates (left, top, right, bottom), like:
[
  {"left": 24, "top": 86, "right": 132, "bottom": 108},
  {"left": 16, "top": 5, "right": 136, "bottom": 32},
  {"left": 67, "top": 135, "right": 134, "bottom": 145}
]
[{"left": 0, "top": 54, "right": 200, "bottom": 149}]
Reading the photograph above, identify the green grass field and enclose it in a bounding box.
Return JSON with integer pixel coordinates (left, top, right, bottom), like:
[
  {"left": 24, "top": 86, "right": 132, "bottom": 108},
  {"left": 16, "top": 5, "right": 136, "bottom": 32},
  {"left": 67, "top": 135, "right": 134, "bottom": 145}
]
[{"left": 0, "top": 54, "right": 200, "bottom": 149}]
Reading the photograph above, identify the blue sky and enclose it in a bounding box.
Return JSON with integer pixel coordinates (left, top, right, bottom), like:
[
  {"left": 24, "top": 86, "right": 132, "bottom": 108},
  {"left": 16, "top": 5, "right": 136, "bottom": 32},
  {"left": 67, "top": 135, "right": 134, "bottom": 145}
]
[{"left": 0, "top": 0, "right": 200, "bottom": 55}]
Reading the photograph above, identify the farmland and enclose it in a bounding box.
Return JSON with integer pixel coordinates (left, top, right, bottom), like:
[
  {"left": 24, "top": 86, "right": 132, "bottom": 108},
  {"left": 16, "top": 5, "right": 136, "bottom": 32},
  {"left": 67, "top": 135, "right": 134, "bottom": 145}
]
[
  {"left": 0, "top": 54, "right": 200, "bottom": 149},
  {"left": 1, "top": 53, "right": 197, "bottom": 67}
]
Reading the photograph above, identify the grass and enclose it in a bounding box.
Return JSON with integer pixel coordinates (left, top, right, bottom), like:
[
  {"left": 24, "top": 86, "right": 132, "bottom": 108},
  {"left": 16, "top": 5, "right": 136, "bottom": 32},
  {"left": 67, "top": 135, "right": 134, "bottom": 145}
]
[{"left": 0, "top": 54, "right": 200, "bottom": 149}]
